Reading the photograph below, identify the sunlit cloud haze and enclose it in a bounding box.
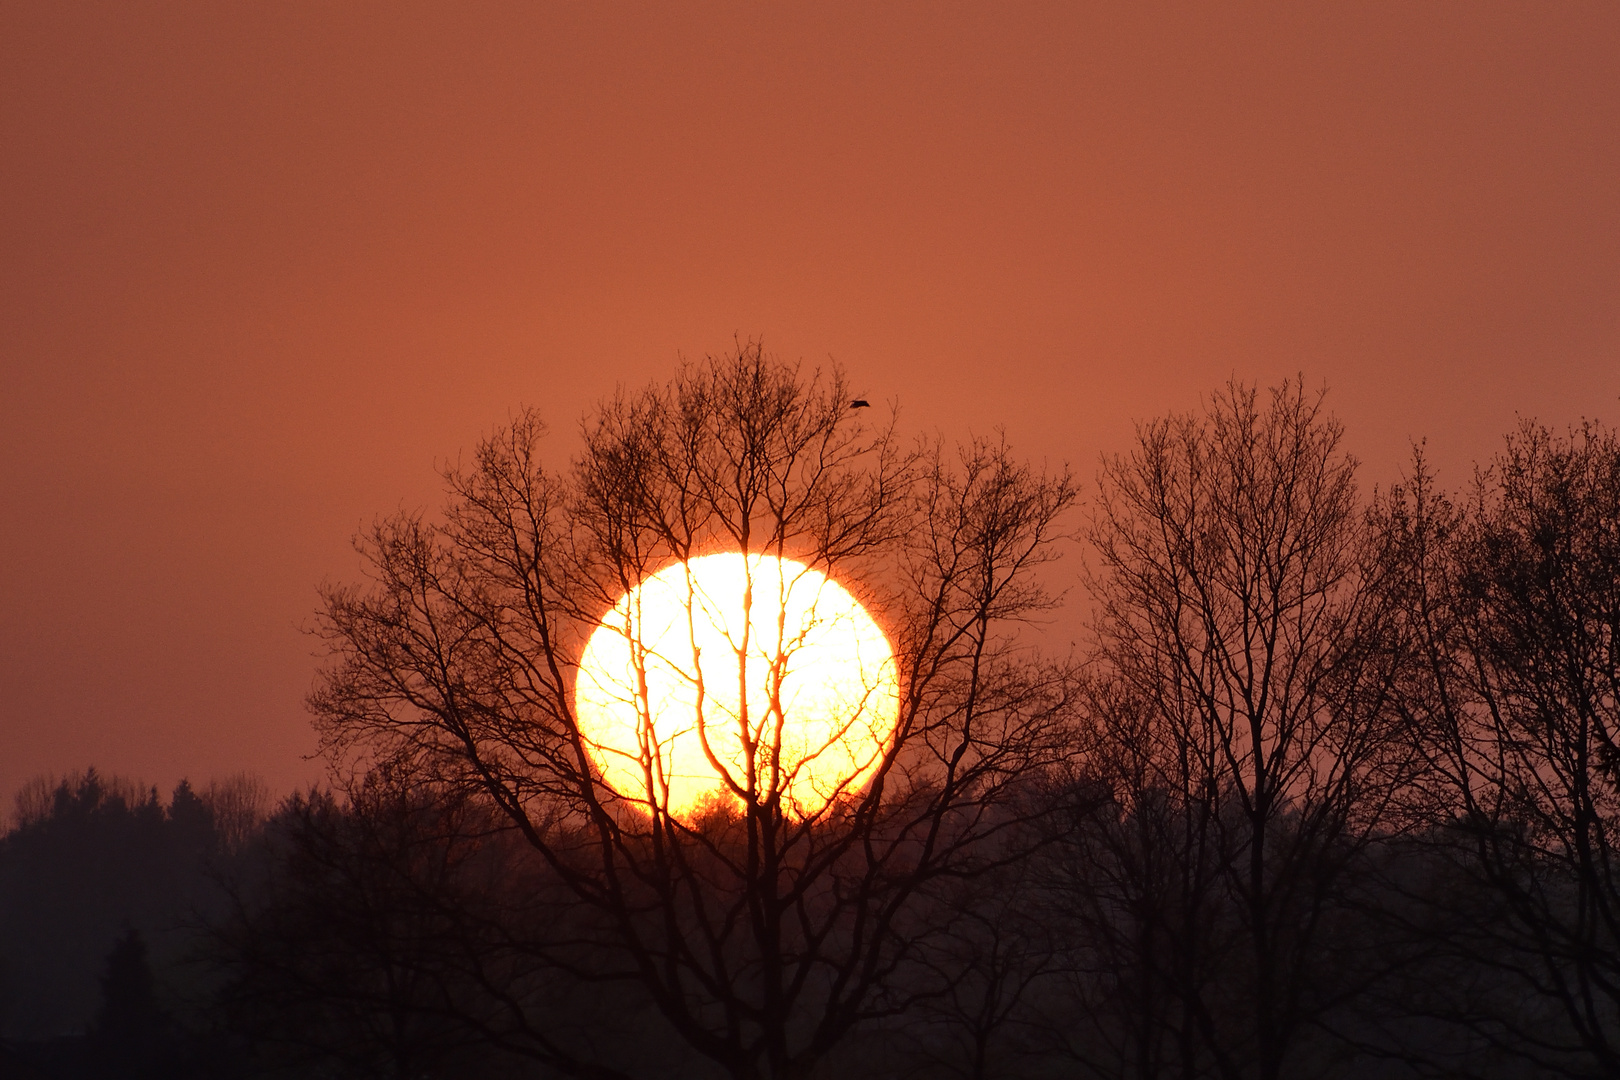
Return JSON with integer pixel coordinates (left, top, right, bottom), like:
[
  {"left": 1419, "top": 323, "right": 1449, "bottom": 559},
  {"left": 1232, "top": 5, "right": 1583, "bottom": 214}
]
[{"left": 2, "top": 2, "right": 1617, "bottom": 804}]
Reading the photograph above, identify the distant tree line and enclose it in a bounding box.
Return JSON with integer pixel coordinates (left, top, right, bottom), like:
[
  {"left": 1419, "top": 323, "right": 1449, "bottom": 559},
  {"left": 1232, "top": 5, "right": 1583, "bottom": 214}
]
[
  {"left": 3, "top": 352, "right": 1617, "bottom": 1079},
  {"left": 0, "top": 770, "right": 267, "bottom": 1078}
]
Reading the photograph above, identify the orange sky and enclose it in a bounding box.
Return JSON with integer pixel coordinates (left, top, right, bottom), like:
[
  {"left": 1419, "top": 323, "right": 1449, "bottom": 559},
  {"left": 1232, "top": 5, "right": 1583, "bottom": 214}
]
[{"left": 2, "top": 2, "right": 1617, "bottom": 806}]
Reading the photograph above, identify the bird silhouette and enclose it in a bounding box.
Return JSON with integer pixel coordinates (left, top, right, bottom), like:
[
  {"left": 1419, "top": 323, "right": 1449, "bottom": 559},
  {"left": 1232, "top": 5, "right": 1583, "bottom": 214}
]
[{"left": 850, "top": 399, "right": 870, "bottom": 409}]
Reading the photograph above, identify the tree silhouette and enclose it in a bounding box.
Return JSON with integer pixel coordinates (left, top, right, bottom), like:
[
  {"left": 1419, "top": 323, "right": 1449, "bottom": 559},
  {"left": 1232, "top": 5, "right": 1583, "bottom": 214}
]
[
  {"left": 88, "top": 927, "right": 172, "bottom": 1080},
  {"left": 310, "top": 344, "right": 1079, "bottom": 1080},
  {"left": 1057, "top": 379, "right": 1412, "bottom": 1080},
  {"left": 209, "top": 780, "right": 642, "bottom": 1080},
  {"left": 1379, "top": 421, "right": 1620, "bottom": 1077},
  {"left": 0, "top": 771, "right": 233, "bottom": 1040}
]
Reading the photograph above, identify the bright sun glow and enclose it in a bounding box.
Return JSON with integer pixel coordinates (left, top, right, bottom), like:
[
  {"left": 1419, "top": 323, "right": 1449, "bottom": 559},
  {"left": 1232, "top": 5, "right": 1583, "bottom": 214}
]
[{"left": 573, "top": 553, "right": 900, "bottom": 818}]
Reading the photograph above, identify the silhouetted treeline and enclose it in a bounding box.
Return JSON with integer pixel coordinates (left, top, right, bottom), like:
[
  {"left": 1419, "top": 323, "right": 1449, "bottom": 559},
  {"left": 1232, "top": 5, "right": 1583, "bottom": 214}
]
[
  {"left": 4, "top": 392, "right": 1619, "bottom": 1079},
  {"left": 0, "top": 770, "right": 266, "bottom": 1077}
]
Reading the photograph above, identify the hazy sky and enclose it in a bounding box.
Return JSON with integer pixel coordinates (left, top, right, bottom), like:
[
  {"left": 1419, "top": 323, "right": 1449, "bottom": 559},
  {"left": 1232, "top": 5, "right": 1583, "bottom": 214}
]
[{"left": 3, "top": 2, "right": 1617, "bottom": 805}]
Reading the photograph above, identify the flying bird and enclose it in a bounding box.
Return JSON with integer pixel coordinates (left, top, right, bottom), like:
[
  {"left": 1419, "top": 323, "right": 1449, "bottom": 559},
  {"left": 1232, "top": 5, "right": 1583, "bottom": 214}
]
[{"left": 850, "top": 399, "right": 870, "bottom": 409}]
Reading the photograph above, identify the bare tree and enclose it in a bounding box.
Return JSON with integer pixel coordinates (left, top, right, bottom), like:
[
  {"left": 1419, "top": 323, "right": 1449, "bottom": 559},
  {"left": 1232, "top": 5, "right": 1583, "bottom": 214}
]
[
  {"left": 201, "top": 774, "right": 271, "bottom": 854},
  {"left": 308, "top": 343, "right": 1078, "bottom": 1080},
  {"left": 1034, "top": 687, "right": 1222, "bottom": 1080},
  {"left": 1069, "top": 379, "right": 1410, "bottom": 1080},
  {"left": 1378, "top": 421, "right": 1620, "bottom": 1077}
]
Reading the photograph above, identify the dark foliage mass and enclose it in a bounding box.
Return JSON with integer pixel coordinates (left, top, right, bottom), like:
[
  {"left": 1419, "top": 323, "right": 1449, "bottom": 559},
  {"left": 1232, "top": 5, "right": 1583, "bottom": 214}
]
[
  {"left": 0, "top": 771, "right": 265, "bottom": 1077},
  {"left": 3, "top": 353, "right": 1618, "bottom": 1079}
]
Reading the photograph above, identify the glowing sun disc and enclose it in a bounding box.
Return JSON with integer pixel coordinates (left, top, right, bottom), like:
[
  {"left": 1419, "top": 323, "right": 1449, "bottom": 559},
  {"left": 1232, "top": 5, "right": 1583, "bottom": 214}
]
[{"left": 573, "top": 553, "right": 899, "bottom": 817}]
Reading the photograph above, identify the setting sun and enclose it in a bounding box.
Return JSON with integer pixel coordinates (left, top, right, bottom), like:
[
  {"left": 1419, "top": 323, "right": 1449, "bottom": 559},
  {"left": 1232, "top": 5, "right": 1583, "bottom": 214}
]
[{"left": 573, "top": 553, "right": 899, "bottom": 817}]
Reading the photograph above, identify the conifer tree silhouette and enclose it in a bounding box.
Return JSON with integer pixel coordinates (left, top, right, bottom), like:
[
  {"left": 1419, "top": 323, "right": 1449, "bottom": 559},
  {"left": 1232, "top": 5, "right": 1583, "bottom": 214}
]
[{"left": 89, "top": 928, "right": 170, "bottom": 1080}]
